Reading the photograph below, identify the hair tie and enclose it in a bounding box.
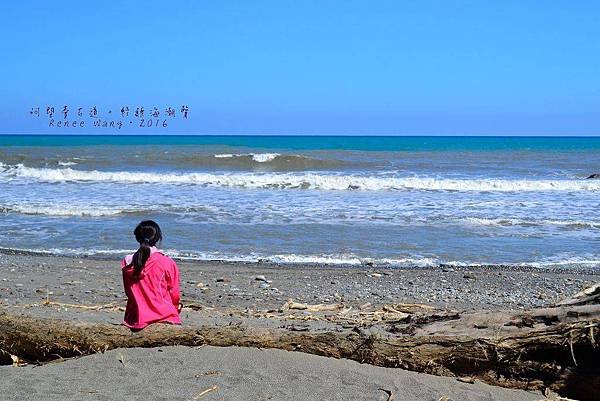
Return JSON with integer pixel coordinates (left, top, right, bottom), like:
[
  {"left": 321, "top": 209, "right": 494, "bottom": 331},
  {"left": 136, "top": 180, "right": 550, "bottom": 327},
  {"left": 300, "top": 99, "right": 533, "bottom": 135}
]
[{"left": 142, "top": 237, "right": 150, "bottom": 243}]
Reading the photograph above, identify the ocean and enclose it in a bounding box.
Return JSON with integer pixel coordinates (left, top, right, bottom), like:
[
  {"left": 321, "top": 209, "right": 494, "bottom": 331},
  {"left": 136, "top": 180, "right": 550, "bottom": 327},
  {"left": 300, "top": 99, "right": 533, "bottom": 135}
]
[{"left": 1, "top": 135, "right": 599, "bottom": 268}]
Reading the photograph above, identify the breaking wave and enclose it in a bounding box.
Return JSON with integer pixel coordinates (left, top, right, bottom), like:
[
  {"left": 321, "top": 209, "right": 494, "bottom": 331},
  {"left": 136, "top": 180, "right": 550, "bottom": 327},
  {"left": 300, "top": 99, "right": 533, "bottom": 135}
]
[
  {"left": 214, "top": 153, "right": 281, "bottom": 162},
  {"left": 57, "top": 160, "right": 78, "bottom": 166},
  {"left": 0, "top": 203, "right": 221, "bottom": 217},
  {"left": 2, "top": 163, "right": 600, "bottom": 192},
  {"left": 1, "top": 246, "right": 599, "bottom": 269},
  {"left": 0, "top": 204, "right": 146, "bottom": 217},
  {"left": 208, "top": 152, "right": 344, "bottom": 169},
  {"left": 464, "top": 217, "right": 600, "bottom": 230},
  {"left": 0, "top": 152, "right": 343, "bottom": 171}
]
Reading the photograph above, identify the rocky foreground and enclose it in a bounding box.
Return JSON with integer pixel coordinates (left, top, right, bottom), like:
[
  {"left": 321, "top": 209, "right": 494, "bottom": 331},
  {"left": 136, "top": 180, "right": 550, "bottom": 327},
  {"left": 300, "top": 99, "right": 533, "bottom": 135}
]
[{"left": 1, "top": 251, "right": 599, "bottom": 401}]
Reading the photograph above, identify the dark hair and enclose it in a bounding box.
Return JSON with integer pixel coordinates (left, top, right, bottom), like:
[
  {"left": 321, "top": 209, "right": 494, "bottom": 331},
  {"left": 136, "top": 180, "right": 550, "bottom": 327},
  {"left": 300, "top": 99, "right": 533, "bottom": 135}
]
[{"left": 129, "top": 220, "right": 162, "bottom": 277}]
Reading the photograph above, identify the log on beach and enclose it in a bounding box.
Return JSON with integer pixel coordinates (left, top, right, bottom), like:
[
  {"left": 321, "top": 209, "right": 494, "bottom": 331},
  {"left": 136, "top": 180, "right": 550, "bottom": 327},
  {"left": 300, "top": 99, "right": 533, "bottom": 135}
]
[{"left": 1, "top": 285, "right": 599, "bottom": 401}]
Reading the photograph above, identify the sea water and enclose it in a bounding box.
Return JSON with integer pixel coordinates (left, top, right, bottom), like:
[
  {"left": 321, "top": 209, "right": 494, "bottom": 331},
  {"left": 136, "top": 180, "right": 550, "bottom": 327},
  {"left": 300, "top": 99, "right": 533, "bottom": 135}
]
[{"left": 1, "top": 135, "right": 599, "bottom": 268}]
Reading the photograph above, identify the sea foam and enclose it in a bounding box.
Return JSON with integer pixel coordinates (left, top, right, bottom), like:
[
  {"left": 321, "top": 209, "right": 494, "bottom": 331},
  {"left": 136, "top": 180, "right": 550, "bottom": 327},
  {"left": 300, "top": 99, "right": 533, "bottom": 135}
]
[
  {"left": 3, "top": 163, "right": 600, "bottom": 192},
  {"left": 3, "top": 245, "right": 598, "bottom": 269},
  {"left": 0, "top": 204, "right": 143, "bottom": 217},
  {"left": 214, "top": 153, "right": 281, "bottom": 162}
]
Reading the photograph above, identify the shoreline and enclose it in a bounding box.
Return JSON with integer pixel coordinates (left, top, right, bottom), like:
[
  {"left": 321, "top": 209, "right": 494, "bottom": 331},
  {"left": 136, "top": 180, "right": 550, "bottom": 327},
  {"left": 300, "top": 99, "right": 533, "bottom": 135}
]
[
  {"left": 1, "top": 251, "right": 597, "bottom": 317},
  {"left": 1, "top": 246, "right": 598, "bottom": 275}
]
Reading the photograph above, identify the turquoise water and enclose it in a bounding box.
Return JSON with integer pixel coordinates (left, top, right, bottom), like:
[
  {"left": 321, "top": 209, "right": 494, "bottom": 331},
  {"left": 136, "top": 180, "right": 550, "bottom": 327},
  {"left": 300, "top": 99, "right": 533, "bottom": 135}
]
[
  {"left": 2, "top": 134, "right": 600, "bottom": 151},
  {"left": 1, "top": 135, "right": 599, "bottom": 268}
]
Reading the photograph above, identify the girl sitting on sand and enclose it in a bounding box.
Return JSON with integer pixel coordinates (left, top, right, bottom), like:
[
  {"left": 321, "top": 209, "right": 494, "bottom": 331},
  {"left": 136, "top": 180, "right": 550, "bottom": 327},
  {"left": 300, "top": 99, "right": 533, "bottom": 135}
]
[{"left": 121, "top": 220, "right": 181, "bottom": 330}]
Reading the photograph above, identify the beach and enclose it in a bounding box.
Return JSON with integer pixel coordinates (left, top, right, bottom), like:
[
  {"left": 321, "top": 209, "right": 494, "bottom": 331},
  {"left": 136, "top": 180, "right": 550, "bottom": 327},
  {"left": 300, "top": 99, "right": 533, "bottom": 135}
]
[
  {"left": 1, "top": 346, "right": 542, "bottom": 401},
  {"left": 1, "top": 136, "right": 599, "bottom": 399},
  {"left": 1, "top": 250, "right": 597, "bottom": 321},
  {"left": 4, "top": 0, "right": 600, "bottom": 398},
  {"left": 1, "top": 250, "right": 598, "bottom": 400}
]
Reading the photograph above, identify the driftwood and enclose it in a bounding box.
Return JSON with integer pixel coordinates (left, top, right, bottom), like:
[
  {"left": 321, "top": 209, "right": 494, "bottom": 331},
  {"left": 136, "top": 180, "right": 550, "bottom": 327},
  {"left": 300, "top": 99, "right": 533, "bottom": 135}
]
[
  {"left": 555, "top": 282, "right": 600, "bottom": 307},
  {"left": 1, "top": 283, "right": 599, "bottom": 401},
  {"left": 282, "top": 299, "right": 344, "bottom": 312}
]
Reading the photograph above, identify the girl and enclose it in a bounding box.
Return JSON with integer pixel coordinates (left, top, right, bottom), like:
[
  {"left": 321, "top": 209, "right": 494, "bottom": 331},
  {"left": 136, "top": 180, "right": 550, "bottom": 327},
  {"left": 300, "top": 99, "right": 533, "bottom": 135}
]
[{"left": 121, "top": 220, "right": 181, "bottom": 330}]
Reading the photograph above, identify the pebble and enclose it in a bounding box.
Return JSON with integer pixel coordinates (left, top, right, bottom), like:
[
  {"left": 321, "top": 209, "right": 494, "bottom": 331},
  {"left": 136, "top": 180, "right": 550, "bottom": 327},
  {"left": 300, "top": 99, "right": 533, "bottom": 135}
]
[
  {"left": 255, "top": 275, "right": 272, "bottom": 283},
  {"left": 0, "top": 253, "right": 595, "bottom": 315}
]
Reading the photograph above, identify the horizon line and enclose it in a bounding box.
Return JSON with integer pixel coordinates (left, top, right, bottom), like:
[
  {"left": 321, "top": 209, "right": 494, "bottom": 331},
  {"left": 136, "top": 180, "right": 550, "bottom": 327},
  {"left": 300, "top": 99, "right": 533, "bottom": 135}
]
[{"left": 1, "top": 133, "right": 600, "bottom": 138}]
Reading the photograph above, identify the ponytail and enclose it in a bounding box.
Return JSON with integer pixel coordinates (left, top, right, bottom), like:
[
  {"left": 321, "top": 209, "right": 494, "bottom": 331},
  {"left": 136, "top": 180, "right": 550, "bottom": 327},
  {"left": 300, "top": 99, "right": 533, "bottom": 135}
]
[
  {"left": 128, "top": 220, "right": 163, "bottom": 278},
  {"left": 132, "top": 239, "right": 152, "bottom": 277}
]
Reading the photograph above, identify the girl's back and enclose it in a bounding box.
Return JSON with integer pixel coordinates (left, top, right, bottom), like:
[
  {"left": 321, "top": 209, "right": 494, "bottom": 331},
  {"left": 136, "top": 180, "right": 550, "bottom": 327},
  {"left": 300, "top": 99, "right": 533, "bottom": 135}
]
[{"left": 121, "top": 221, "right": 181, "bottom": 330}]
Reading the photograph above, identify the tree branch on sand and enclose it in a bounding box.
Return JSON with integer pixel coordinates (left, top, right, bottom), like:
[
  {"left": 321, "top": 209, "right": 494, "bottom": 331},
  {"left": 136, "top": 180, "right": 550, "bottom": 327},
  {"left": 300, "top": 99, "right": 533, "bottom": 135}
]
[{"left": 1, "top": 283, "right": 599, "bottom": 401}]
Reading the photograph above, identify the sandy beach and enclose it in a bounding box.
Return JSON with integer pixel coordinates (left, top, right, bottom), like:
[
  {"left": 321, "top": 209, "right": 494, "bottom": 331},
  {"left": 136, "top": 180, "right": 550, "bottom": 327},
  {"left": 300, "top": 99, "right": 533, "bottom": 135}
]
[
  {"left": 0, "top": 346, "right": 542, "bottom": 401},
  {"left": 1, "top": 249, "right": 598, "bottom": 400}
]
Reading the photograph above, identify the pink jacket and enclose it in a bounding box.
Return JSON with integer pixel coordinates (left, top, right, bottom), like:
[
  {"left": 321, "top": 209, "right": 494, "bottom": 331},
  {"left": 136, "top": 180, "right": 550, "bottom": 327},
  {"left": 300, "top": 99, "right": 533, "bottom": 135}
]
[{"left": 121, "top": 247, "right": 181, "bottom": 330}]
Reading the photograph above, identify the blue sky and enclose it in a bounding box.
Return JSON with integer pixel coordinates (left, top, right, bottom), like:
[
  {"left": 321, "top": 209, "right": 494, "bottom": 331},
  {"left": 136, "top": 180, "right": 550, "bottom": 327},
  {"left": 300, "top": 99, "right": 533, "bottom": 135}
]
[{"left": 1, "top": 1, "right": 599, "bottom": 135}]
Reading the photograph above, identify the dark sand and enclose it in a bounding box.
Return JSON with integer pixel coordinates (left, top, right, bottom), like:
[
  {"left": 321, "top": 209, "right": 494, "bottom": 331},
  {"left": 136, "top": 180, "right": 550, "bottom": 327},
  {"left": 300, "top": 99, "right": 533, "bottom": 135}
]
[
  {"left": 1, "top": 250, "right": 597, "bottom": 400},
  {"left": 0, "top": 346, "right": 542, "bottom": 401}
]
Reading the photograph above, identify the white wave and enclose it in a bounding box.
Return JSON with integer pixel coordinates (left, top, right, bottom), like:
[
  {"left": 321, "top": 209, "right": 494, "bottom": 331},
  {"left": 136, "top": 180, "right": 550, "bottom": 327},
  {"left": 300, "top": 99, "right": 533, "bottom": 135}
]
[
  {"left": 125, "top": 251, "right": 447, "bottom": 268},
  {"left": 0, "top": 202, "right": 223, "bottom": 217},
  {"left": 0, "top": 204, "right": 140, "bottom": 217},
  {"left": 267, "top": 254, "right": 439, "bottom": 267},
  {"left": 155, "top": 250, "right": 363, "bottom": 265},
  {"left": 464, "top": 217, "right": 516, "bottom": 227},
  {"left": 267, "top": 254, "right": 363, "bottom": 265},
  {"left": 58, "top": 161, "right": 77, "bottom": 166},
  {"left": 524, "top": 255, "right": 600, "bottom": 267},
  {"left": 49, "top": 247, "right": 136, "bottom": 256},
  {"left": 380, "top": 257, "right": 439, "bottom": 267},
  {"left": 214, "top": 153, "right": 281, "bottom": 162},
  {"left": 465, "top": 217, "right": 600, "bottom": 229},
  {"left": 0, "top": 246, "right": 135, "bottom": 257},
  {"left": 3, "top": 163, "right": 600, "bottom": 192},
  {"left": 252, "top": 153, "right": 280, "bottom": 162},
  {"left": 2, "top": 245, "right": 599, "bottom": 268},
  {"left": 170, "top": 250, "right": 261, "bottom": 263}
]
